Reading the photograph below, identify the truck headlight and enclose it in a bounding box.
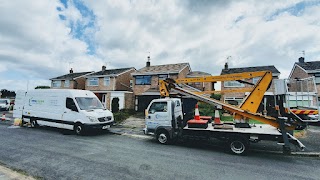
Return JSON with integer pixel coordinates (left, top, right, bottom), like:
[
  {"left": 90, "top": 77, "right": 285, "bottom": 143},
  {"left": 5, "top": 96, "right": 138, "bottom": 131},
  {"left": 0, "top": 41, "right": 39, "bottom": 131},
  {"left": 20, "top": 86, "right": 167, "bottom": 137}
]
[{"left": 87, "top": 116, "right": 98, "bottom": 122}]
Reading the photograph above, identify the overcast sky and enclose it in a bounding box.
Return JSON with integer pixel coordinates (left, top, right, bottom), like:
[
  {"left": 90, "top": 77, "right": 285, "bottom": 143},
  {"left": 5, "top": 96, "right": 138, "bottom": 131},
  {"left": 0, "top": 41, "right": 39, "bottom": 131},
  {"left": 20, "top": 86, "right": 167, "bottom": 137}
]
[{"left": 1, "top": 0, "right": 320, "bottom": 91}]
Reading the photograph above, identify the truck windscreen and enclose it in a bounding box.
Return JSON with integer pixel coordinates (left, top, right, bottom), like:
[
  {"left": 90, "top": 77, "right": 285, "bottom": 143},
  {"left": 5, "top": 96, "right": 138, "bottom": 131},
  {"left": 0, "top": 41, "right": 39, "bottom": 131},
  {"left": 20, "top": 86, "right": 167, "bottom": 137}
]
[{"left": 75, "top": 97, "right": 104, "bottom": 110}]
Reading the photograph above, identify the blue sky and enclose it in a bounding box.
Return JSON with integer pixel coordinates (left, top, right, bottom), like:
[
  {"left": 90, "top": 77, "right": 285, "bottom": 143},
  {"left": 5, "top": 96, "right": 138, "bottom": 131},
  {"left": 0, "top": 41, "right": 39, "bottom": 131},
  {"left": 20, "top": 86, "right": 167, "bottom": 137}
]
[{"left": 0, "top": 0, "right": 320, "bottom": 91}]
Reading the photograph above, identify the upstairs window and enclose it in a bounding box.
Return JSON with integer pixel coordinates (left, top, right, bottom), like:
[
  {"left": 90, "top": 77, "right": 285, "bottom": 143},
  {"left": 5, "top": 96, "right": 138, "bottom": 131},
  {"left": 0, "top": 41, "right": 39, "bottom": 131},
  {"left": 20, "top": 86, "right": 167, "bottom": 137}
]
[
  {"left": 224, "top": 81, "right": 245, "bottom": 87},
  {"left": 104, "top": 77, "right": 110, "bottom": 86},
  {"left": 158, "top": 74, "right": 168, "bottom": 81},
  {"left": 52, "top": 80, "right": 61, "bottom": 87},
  {"left": 88, "top": 78, "right": 99, "bottom": 86},
  {"left": 64, "top": 80, "right": 70, "bottom": 87},
  {"left": 158, "top": 74, "right": 168, "bottom": 84},
  {"left": 315, "top": 77, "right": 320, "bottom": 84},
  {"left": 135, "top": 75, "right": 151, "bottom": 85},
  {"left": 252, "top": 77, "right": 260, "bottom": 85}
]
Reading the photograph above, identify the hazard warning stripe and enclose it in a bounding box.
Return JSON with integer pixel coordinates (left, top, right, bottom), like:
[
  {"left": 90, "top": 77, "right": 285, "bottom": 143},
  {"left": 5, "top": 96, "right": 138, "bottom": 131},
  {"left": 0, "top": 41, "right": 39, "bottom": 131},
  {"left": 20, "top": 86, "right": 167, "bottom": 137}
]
[{"left": 291, "top": 109, "right": 318, "bottom": 115}]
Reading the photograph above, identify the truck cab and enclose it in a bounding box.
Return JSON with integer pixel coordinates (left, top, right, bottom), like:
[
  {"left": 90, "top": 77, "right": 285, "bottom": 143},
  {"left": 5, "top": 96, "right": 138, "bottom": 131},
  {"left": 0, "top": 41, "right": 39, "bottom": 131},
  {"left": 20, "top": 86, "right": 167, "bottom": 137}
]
[{"left": 144, "top": 98, "right": 183, "bottom": 144}]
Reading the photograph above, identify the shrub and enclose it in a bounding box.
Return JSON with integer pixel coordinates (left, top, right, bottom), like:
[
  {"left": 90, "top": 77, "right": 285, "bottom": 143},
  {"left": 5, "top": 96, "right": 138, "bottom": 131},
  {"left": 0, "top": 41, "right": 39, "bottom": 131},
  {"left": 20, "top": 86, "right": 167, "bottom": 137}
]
[
  {"left": 113, "top": 109, "right": 135, "bottom": 124},
  {"left": 111, "top": 98, "right": 119, "bottom": 113}
]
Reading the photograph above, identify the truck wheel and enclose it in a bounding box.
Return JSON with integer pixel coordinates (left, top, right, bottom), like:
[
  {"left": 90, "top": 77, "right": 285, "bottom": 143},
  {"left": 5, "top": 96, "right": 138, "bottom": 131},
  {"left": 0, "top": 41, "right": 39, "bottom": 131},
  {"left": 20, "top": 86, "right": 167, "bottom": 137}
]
[
  {"left": 228, "top": 137, "right": 249, "bottom": 155},
  {"left": 30, "top": 119, "right": 38, "bottom": 128},
  {"left": 74, "top": 123, "right": 83, "bottom": 135},
  {"left": 156, "top": 130, "right": 170, "bottom": 145}
]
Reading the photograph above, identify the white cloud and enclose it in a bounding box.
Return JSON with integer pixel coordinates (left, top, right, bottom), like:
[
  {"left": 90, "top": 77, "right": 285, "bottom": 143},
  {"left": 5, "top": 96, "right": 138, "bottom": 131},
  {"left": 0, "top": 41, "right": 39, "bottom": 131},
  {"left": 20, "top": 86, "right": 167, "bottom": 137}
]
[{"left": 1, "top": 0, "right": 320, "bottom": 91}]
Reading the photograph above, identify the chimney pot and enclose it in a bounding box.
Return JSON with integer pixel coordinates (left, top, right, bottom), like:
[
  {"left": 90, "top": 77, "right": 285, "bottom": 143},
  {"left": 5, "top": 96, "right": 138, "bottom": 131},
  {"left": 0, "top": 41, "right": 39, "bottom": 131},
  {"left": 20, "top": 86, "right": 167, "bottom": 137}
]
[
  {"left": 146, "top": 56, "right": 151, "bottom": 67},
  {"left": 69, "top": 68, "right": 73, "bottom": 74},
  {"left": 224, "top": 62, "right": 228, "bottom": 70},
  {"left": 102, "top": 65, "right": 106, "bottom": 71},
  {"left": 298, "top": 57, "right": 305, "bottom": 63}
]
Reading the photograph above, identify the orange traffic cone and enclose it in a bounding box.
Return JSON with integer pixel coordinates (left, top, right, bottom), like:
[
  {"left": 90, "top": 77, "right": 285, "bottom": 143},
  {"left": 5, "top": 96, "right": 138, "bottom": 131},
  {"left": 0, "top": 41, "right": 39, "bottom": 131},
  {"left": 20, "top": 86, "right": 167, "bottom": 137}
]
[
  {"left": 194, "top": 104, "right": 200, "bottom": 120},
  {"left": 214, "top": 109, "right": 221, "bottom": 124},
  {"left": 1, "top": 113, "right": 5, "bottom": 121}
]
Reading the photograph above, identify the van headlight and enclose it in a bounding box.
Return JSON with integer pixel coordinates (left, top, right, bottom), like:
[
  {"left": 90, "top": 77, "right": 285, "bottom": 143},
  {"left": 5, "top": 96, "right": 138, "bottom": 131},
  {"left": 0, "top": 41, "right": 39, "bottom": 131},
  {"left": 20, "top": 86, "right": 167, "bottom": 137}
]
[{"left": 87, "top": 116, "right": 98, "bottom": 122}]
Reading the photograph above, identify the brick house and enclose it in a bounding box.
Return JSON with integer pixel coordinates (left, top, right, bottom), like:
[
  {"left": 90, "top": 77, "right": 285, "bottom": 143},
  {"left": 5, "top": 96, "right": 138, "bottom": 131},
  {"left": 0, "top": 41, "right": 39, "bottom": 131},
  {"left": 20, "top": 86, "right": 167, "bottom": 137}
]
[
  {"left": 50, "top": 69, "right": 94, "bottom": 89},
  {"left": 220, "top": 63, "right": 280, "bottom": 107},
  {"left": 131, "top": 59, "right": 191, "bottom": 111},
  {"left": 288, "top": 57, "right": 320, "bottom": 106},
  {"left": 85, "top": 66, "right": 136, "bottom": 110}
]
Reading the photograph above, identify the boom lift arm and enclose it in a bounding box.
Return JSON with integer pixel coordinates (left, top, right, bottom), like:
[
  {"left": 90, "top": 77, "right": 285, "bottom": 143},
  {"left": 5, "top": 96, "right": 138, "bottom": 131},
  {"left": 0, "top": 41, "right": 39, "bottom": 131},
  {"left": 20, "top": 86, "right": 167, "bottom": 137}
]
[{"left": 159, "top": 71, "right": 297, "bottom": 130}]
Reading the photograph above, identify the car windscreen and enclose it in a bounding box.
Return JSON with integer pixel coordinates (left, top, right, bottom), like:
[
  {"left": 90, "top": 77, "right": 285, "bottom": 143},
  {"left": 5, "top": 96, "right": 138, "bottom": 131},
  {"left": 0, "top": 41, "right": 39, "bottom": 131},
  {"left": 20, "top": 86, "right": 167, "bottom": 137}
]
[
  {"left": 75, "top": 97, "right": 104, "bottom": 110},
  {"left": 0, "top": 100, "right": 7, "bottom": 104}
]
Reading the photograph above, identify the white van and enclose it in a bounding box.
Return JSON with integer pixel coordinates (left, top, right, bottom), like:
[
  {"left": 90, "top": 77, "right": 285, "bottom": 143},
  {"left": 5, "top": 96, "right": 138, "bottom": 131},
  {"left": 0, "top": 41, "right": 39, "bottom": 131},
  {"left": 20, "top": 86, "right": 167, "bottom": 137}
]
[
  {"left": 0, "top": 99, "right": 10, "bottom": 111},
  {"left": 13, "top": 89, "right": 114, "bottom": 135}
]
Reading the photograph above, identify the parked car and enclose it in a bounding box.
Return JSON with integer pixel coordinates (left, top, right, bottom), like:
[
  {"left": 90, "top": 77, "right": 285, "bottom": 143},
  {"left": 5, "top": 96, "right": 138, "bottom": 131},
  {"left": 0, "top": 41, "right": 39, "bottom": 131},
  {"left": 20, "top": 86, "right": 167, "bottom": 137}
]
[{"left": 0, "top": 99, "right": 10, "bottom": 111}]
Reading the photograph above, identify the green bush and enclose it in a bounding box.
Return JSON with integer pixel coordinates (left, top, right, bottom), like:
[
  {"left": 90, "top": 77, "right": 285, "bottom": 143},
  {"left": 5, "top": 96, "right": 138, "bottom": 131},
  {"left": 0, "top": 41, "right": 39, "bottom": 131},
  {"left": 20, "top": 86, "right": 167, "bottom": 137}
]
[{"left": 113, "top": 109, "right": 135, "bottom": 124}]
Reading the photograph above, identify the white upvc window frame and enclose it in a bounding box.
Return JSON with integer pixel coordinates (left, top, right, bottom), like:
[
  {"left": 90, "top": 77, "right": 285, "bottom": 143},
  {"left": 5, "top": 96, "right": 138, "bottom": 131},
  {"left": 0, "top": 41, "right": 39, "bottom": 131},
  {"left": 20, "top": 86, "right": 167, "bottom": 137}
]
[
  {"left": 252, "top": 77, "right": 260, "bottom": 85},
  {"left": 104, "top": 77, "right": 110, "bottom": 86},
  {"left": 64, "top": 80, "right": 70, "bottom": 87},
  {"left": 224, "top": 81, "right": 245, "bottom": 87},
  {"left": 52, "top": 80, "right": 61, "bottom": 87},
  {"left": 88, "top": 78, "right": 99, "bottom": 86}
]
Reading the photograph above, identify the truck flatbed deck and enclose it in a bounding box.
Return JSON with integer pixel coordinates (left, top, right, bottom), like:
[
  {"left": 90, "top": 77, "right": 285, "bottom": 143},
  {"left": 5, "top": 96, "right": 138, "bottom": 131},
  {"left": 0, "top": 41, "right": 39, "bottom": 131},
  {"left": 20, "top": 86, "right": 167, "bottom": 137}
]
[{"left": 184, "top": 123, "right": 282, "bottom": 136}]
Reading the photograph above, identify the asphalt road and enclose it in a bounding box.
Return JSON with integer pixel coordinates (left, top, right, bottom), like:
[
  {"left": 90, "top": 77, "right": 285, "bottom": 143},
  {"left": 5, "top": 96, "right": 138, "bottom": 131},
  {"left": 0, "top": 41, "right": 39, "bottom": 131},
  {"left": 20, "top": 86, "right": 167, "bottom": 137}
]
[{"left": 0, "top": 124, "right": 319, "bottom": 180}]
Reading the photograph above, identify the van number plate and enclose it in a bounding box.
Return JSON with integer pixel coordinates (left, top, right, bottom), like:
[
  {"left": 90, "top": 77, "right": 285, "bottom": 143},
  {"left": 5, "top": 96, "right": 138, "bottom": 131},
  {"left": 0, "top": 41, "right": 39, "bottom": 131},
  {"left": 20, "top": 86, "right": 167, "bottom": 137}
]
[{"left": 102, "top": 125, "right": 110, "bottom": 129}]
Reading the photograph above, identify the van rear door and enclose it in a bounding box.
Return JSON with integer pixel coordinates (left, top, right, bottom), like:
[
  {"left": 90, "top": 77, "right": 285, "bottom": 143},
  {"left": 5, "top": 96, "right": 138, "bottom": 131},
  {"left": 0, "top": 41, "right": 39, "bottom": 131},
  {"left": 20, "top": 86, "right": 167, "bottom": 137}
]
[{"left": 13, "top": 91, "right": 26, "bottom": 118}]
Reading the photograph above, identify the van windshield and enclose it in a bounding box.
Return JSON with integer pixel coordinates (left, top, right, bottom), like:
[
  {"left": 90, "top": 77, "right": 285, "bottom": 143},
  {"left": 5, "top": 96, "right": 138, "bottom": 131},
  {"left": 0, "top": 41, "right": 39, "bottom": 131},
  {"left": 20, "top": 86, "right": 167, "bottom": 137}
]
[
  {"left": 0, "top": 100, "right": 7, "bottom": 104},
  {"left": 75, "top": 97, "right": 104, "bottom": 110}
]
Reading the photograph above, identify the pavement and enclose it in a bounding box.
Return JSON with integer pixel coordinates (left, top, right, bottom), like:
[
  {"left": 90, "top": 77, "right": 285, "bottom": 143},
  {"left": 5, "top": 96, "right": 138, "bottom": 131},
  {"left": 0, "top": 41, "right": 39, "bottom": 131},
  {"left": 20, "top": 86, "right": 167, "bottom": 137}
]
[{"left": 1, "top": 114, "right": 320, "bottom": 179}]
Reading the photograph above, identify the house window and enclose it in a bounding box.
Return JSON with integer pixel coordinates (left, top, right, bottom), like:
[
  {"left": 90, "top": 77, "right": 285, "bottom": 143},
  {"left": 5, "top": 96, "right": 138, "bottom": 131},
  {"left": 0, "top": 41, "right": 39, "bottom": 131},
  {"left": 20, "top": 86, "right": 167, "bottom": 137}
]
[
  {"left": 88, "top": 78, "right": 99, "bottom": 86},
  {"left": 135, "top": 76, "right": 151, "bottom": 85},
  {"left": 224, "top": 81, "right": 245, "bottom": 87},
  {"left": 52, "top": 80, "right": 61, "bottom": 87},
  {"left": 224, "top": 97, "right": 244, "bottom": 106},
  {"left": 64, "top": 80, "right": 70, "bottom": 87},
  {"left": 158, "top": 74, "right": 168, "bottom": 81},
  {"left": 315, "top": 77, "right": 320, "bottom": 84},
  {"left": 252, "top": 77, "right": 260, "bottom": 85},
  {"left": 104, "top": 77, "right": 110, "bottom": 86}
]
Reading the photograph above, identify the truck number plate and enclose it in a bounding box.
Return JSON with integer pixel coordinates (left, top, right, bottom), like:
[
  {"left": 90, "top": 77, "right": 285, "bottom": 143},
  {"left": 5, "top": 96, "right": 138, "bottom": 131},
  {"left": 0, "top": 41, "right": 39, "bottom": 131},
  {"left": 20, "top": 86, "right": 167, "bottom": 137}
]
[{"left": 102, "top": 125, "right": 110, "bottom": 129}]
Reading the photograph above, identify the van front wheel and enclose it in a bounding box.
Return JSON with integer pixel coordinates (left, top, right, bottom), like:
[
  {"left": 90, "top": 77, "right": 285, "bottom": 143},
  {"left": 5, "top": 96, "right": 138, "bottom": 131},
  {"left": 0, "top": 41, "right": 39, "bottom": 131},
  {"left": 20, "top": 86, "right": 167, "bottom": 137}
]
[
  {"left": 74, "top": 123, "right": 84, "bottom": 135},
  {"left": 30, "top": 119, "right": 38, "bottom": 128},
  {"left": 156, "top": 130, "right": 171, "bottom": 145}
]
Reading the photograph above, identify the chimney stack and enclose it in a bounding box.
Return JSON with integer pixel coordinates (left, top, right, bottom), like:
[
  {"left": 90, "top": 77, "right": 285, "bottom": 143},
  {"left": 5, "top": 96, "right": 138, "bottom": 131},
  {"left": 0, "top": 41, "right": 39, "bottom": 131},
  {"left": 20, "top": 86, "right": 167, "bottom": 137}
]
[
  {"left": 298, "top": 57, "right": 305, "bottom": 63},
  {"left": 69, "top": 68, "right": 73, "bottom": 74},
  {"left": 102, "top": 65, "right": 106, "bottom": 71},
  {"left": 146, "top": 56, "right": 151, "bottom": 67},
  {"left": 224, "top": 62, "right": 228, "bottom": 70}
]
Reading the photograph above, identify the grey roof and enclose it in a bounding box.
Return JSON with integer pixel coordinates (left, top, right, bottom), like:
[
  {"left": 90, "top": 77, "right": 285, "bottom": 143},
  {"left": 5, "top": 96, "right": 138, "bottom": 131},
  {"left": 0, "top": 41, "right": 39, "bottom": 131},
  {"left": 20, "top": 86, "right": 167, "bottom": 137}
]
[
  {"left": 87, "top": 67, "right": 134, "bottom": 77},
  {"left": 296, "top": 61, "right": 320, "bottom": 71},
  {"left": 221, "top": 65, "right": 280, "bottom": 75},
  {"left": 132, "top": 63, "right": 190, "bottom": 75},
  {"left": 50, "top": 71, "right": 93, "bottom": 80},
  {"left": 187, "top": 71, "right": 211, "bottom": 77}
]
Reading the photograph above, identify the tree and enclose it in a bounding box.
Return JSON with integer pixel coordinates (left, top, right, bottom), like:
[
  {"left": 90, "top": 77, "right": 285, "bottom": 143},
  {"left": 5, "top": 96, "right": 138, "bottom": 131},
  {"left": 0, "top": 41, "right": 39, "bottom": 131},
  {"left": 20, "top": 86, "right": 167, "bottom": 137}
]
[
  {"left": 35, "top": 86, "right": 50, "bottom": 89},
  {"left": 0, "top": 89, "right": 16, "bottom": 98}
]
